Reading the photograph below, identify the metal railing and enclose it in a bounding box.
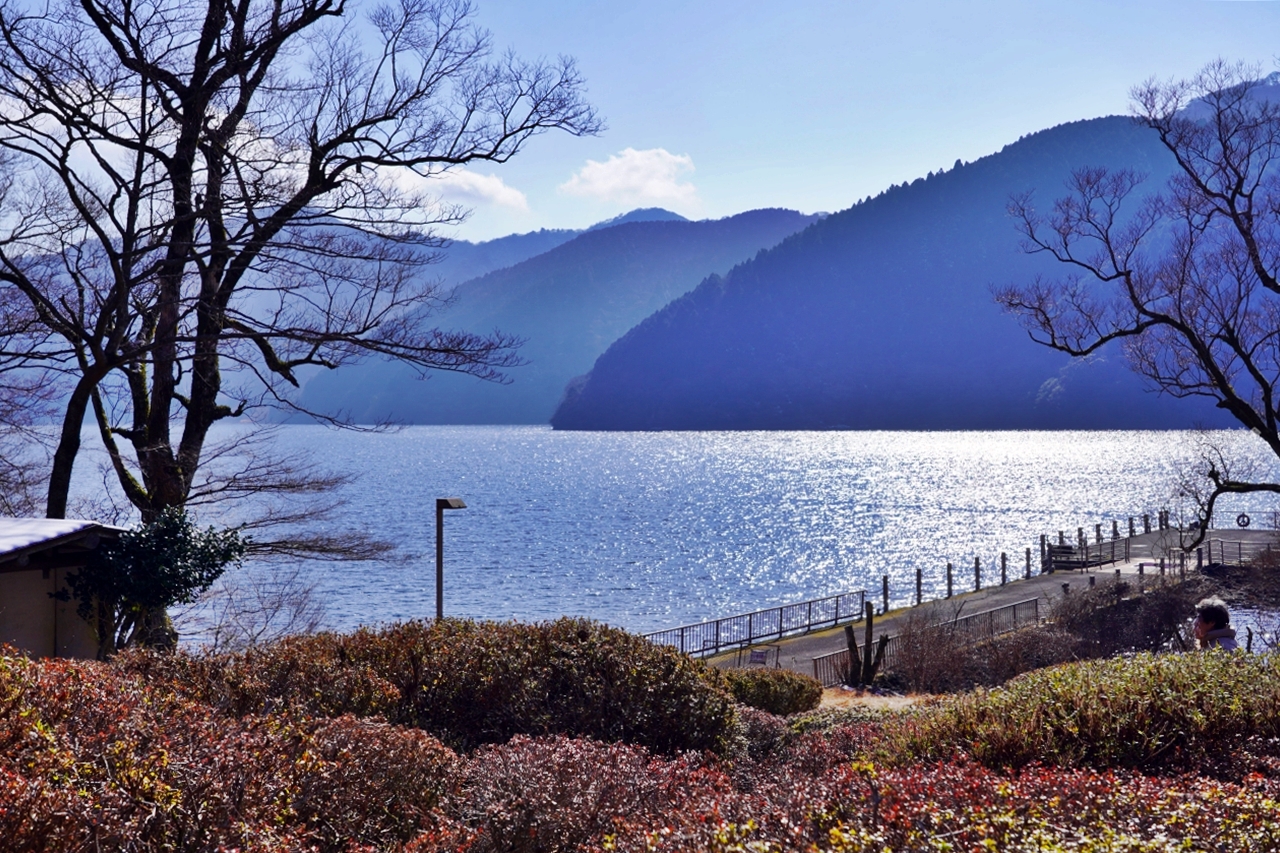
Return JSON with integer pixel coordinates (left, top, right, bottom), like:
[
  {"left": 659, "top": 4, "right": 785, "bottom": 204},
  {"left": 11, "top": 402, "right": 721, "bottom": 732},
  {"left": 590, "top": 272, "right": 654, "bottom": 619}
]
[
  {"left": 811, "top": 598, "right": 1041, "bottom": 687},
  {"left": 645, "top": 590, "right": 867, "bottom": 658},
  {"left": 1198, "top": 536, "right": 1280, "bottom": 567}
]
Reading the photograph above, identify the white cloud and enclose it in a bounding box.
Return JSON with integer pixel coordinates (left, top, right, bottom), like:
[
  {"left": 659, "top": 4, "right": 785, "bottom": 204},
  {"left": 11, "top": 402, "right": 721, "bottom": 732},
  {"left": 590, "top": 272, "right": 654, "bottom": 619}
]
[
  {"left": 434, "top": 168, "right": 529, "bottom": 210},
  {"left": 559, "top": 148, "right": 698, "bottom": 208}
]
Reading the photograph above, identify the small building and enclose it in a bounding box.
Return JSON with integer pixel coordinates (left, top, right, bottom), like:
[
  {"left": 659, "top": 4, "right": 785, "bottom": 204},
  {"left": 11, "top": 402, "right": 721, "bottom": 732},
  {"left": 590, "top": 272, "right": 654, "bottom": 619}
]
[{"left": 0, "top": 518, "right": 123, "bottom": 658}]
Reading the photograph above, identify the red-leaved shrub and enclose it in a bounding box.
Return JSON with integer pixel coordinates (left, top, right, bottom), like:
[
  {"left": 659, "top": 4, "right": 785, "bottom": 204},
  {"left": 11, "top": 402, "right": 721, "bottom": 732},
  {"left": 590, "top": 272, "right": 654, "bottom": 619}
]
[
  {"left": 0, "top": 650, "right": 460, "bottom": 852},
  {"left": 453, "top": 735, "right": 730, "bottom": 853}
]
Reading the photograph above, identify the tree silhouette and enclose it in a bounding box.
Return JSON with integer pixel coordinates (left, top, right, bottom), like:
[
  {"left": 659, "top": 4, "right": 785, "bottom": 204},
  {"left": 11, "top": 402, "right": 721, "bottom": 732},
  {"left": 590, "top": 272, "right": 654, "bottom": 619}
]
[
  {"left": 998, "top": 60, "right": 1280, "bottom": 536},
  {"left": 0, "top": 0, "right": 599, "bottom": 524}
]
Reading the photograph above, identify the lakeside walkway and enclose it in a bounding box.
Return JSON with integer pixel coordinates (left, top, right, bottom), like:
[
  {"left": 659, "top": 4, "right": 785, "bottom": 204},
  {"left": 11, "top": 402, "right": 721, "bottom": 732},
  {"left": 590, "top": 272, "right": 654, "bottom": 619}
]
[{"left": 709, "top": 528, "right": 1279, "bottom": 678}]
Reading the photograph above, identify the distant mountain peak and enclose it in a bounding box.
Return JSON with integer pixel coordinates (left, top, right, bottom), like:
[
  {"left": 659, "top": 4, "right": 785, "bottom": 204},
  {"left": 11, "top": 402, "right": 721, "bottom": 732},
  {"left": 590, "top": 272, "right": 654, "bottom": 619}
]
[{"left": 586, "top": 208, "right": 689, "bottom": 231}]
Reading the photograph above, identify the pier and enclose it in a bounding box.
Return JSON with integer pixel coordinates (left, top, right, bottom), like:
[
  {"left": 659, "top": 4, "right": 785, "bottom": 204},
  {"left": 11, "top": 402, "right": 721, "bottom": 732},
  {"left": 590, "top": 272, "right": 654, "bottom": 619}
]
[{"left": 645, "top": 512, "right": 1280, "bottom": 683}]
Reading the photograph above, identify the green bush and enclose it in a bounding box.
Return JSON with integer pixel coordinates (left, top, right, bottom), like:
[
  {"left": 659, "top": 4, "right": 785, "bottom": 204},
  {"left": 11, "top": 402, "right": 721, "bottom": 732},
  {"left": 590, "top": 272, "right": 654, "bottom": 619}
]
[
  {"left": 124, "top": 618, "right": 737, "bottom": 755},
  {"left": 719, "top": 666, "right": 823, "bottom": 716},
  {"left": 890, "top": 650, "right": 1280, "bottom": 772}
]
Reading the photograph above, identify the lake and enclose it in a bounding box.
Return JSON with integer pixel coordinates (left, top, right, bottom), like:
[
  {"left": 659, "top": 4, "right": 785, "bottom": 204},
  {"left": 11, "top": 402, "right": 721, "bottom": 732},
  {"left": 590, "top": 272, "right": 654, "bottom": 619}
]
[{"left": 164, "top": 426, "right": 1280, "bottom": 637}]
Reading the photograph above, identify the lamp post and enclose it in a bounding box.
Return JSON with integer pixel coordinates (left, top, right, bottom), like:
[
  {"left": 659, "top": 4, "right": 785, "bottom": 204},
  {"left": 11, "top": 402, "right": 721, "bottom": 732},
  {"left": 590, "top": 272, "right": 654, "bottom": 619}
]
[{"left": 435, "top": 497, "right": 466, "bottom": 620}]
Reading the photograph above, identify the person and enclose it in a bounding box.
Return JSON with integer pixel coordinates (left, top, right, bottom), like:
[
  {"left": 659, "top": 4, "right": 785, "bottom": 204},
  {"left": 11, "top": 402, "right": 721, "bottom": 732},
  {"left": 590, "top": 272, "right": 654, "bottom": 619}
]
[{"left": 1192, "top": 598, "right": 1239, "bottom": 651}]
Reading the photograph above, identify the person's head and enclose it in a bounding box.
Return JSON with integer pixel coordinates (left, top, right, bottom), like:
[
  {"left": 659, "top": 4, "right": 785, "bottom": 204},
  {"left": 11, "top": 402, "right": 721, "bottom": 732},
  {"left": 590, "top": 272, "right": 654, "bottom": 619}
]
[{"left": 1194, "top": 597, "right": 1230, "bottom": 638}]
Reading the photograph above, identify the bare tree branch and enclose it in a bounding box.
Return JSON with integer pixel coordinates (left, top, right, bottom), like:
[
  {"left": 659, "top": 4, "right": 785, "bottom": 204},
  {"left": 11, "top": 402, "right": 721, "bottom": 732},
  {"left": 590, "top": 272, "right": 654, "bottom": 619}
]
[
  {"left": 0, "top": 0, "right": 599, "bottom": 539},
  {"left": 998, "top": 60, "right": 1280, "bottom": 525}
]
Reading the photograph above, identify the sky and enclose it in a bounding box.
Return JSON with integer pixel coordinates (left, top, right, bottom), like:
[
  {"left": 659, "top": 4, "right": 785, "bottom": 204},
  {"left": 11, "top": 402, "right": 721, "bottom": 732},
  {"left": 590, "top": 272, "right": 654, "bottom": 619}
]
[{"left": 432, "top": 0, "right": 1280, "bottom": 242}]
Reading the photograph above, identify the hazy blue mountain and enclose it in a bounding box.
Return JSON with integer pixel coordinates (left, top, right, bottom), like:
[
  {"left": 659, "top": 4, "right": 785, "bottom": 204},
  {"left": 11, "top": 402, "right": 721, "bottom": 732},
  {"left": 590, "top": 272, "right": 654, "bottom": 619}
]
[
  {"left": 296, "top": 208, "right": 819, "bottom": 423},
  {"left": 430, "top": 208, "right": 691, "bottom": 287},
  {"left": 431, "top": 229, "right": 580, "bottom": 288},
  {"left": 585, "top": 207, "right": 689, "bottom": 231},
  {"left": 551, "top": 117, "right": 1238, "bottom": 430}
]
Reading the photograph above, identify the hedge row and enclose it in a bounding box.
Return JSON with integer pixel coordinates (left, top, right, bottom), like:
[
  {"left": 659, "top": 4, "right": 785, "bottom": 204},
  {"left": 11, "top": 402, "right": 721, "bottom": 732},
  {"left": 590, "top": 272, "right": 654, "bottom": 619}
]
[{"left": 6, "top": 643, "right": 1280, "bottom": 851}]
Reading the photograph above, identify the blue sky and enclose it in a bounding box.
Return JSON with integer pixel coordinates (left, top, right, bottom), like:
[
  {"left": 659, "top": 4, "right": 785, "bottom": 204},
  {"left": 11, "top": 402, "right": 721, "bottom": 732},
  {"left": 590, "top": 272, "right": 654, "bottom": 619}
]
[{"left": 435, "top": 0, "right": 1280, "bottom": 241}]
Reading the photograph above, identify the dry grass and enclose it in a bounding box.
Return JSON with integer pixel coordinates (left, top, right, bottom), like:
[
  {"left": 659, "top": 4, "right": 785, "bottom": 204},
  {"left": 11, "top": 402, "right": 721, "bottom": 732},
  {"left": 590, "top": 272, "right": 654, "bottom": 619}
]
[{"left": 818, "top": 687, "right": 919, "bottom": 711}]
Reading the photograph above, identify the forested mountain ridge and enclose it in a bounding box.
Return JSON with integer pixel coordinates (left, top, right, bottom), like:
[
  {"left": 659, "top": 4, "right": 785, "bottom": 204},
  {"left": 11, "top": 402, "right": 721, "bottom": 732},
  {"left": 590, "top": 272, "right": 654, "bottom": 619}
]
[
  {"left": 296, "top": 208, "right": 818, "bottom": 423},
  {"left": 551, "top": 116, "right": 1237, "bottom": 430}
]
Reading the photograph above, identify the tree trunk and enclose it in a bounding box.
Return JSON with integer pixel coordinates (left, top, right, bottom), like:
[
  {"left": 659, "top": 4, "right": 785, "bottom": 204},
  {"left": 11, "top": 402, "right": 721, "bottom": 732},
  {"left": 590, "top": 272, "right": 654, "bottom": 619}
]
[
  {"left": 46, "top": 376, "right": 98, "bottom": 519},
  {"left": 844, "top": 624, "right": 862, "bottom": 687}
]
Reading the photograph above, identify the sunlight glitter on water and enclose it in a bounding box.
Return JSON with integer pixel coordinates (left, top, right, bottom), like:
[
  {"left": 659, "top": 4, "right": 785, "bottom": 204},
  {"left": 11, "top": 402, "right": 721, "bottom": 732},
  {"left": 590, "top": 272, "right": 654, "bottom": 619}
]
[{"left": 172, "top": 426, "right": 1280, "bottom": 634}]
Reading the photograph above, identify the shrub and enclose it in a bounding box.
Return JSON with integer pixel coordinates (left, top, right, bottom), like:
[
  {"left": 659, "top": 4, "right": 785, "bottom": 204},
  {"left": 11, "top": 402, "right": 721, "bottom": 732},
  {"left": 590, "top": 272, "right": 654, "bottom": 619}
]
[
  {"left": 452, "top": 735, "right": 727, "bottom": 853},
  {"left": 1051, "top": 580, "right": 1203, "bottom": 656},
  {"left": 718, "top": 667, "right": 823, "bottom": 716},
  {"left": 125, "top": 617, "right": 738, "bottom": 755},
  {"left": 727, "top": 704, "right": 791, "bottom": 762},
  {"left": 889, "top": 650, "right": 1280, "bottom": 772},
  {"left": 886, "top": 603, "right": 1081, "bottom": 693},
  {"left": 0, "top": 651, "right": 461, "bottom": 852},
  {"left": 117, "top": 635, "right": 404, "bottom": 720},
  {"left": 605, "top": 755, "right": 1280, "bottom": 852},
  {"left": 958, "top": 625, "right": 1082, "bottom": 686}
]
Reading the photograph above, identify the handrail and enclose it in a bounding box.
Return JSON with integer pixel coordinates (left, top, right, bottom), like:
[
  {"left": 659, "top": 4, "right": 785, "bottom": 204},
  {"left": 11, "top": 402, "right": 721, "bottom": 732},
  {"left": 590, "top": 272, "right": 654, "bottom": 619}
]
[{"left": 644, "top": 590, "right": 867, "bottom": 658}]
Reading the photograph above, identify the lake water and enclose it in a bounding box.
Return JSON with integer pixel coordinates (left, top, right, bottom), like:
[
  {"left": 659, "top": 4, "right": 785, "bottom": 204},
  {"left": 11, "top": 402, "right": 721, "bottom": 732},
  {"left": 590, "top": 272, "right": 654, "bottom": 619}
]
[{"left": 165, "top": 426, "right": 1280, "bottom": 636}]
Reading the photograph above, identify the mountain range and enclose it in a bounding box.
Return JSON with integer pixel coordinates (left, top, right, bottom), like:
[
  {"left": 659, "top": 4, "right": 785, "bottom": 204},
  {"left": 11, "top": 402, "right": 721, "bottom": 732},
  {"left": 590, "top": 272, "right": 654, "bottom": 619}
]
[
  {"left": 551, "top": 116, "right": 1237, "bottom": 430},
  {"left": 296, "top": 208, "right": 819, "bottom": 423}
]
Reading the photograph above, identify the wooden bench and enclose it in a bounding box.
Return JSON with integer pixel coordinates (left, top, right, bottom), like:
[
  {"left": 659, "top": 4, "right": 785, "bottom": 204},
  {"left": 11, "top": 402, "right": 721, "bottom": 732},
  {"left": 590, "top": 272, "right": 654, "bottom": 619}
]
[{"left": 1047, "top": 543, "right": 1110, "bottom": 572}]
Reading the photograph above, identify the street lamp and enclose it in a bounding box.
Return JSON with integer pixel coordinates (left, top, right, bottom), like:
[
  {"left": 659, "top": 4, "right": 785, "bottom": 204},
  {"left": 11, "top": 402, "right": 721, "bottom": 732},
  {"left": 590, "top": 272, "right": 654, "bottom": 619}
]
[{"left": 435, "top": 497, "right": 466, "bottom": 620}]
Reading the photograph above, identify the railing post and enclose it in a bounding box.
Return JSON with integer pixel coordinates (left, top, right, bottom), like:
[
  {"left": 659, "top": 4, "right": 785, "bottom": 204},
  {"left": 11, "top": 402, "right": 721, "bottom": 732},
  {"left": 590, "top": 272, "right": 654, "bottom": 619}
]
[
  {"left": 1129, "top": 517, "right": 1136, "bottom": 538},
  {"left": 882, "top": 575, "right": 889, "bottom": 615},
  {"left": 915, "top": 568, "right": 922, "bottom": 606},
  {"left": 946, "top": 562, "right": 953, "bottom": 598},
  {"left": 974, "top": 556, "right": 981, "bottom": 591},
  {"left": 1143, "top": 514, "right": 1150, "bottom": 534},
  {"left": 1026, "top": 547, "right": 1032, "bottom": 579},
  {"left": 1095, "top": 523, "right": 1102, "bottom": 544},
  {"left": 1001, "top": 552, "right": 1007, "bottom": 585},
  {"left": 1112, "top": 519, "right": 1119, "bottom": 540}
]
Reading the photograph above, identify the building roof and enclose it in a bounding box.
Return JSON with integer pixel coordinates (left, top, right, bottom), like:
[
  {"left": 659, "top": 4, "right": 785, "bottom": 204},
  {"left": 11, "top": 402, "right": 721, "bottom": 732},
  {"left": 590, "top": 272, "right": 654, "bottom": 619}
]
[{"left": 0, "top": 518, "right": 125, "bottom": 573}]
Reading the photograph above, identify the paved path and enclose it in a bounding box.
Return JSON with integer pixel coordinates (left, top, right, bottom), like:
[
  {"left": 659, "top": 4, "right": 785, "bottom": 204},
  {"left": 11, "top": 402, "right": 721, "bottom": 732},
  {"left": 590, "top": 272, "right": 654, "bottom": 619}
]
[{"left": 710, "top": 528, "right": 1279, "bottom": 677}]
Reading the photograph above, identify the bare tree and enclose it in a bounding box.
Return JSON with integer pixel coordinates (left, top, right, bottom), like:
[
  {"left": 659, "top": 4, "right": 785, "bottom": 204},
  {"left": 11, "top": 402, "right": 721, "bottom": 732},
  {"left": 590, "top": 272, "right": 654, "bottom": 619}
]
[
  {"left": 171, "top": 562, "right": 327, "bottom": 652},
  {"left": 0, "top": 0, "right": 599, "bottom": 523},
  {"left": 997, "top": 60, "right": 1280, "bottom": 541}
]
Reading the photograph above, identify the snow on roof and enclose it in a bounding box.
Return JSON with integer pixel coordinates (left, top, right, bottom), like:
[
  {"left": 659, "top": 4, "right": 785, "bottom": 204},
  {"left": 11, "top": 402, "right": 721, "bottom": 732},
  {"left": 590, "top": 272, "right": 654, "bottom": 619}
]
[{"left": 0, "top": 518, "right": 107, "bottom": 556}]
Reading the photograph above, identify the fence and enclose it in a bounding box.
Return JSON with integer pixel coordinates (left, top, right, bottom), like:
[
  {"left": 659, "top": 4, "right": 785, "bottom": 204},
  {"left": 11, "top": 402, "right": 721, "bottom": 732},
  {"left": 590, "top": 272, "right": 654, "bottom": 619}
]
[
  {"left": 811, "top": 598, "right": 1041, "bottom": 687},
  {"left": 645, "top": 590, "right": 867, "bottom": 658},
  {"left": 1198, "top": 536, "right": 1280, "bottom": 567}
]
